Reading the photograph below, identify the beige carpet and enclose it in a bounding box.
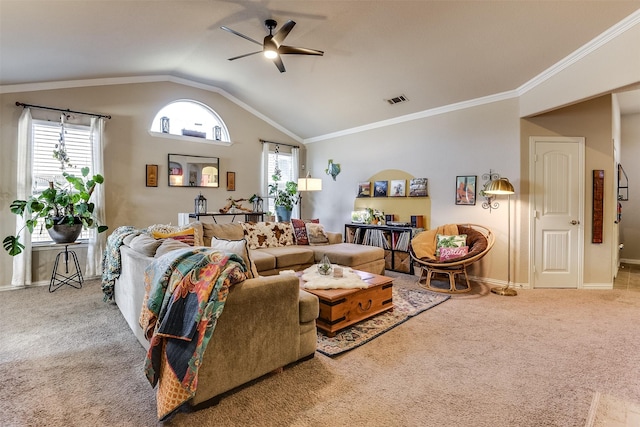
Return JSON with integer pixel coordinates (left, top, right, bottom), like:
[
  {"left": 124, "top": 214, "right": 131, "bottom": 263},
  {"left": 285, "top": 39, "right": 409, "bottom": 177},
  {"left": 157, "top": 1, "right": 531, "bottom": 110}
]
[{"left": 1, "top": 273, "right": 639, "bottom": 427}]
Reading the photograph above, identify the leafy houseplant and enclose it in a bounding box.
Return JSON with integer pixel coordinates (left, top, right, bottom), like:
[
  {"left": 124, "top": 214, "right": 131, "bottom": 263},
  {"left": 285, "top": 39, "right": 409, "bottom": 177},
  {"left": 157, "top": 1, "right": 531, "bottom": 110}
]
[
  {"left": 268, "top": 171, "right": 298, "bottom": 222},
  {"left": 3, "top": 167, "right": 108, "bottom": 256}
]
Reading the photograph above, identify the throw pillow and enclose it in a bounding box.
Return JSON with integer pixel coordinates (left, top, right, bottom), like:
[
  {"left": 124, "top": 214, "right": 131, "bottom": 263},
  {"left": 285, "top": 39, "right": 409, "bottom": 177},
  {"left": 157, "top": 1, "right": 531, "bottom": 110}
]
[
  {"left": 155, "top": 239, "right": 191, "bottom": 257},
  {"left": 210, "top": 237, "right": 258, "bottom": 279},
  {"left": 435, "top": 234, "right": 467, "bottom": 258},
  {"left": 242, "top": 222, "right": 295, "bottom": 249},
  {"left": 128, "top": 234, "right": 163, "bottom": 257},
  {"left": 152, "top": 227, "right": 195, "bottom": 246},
  {"left": 306, "top": 222, "right": 330, "bottom": 245},
  {"left": 439, "top": 246, "right": 469, "bottom": 261},
  {"left": 147, "top": 221, "right": 204, "bottom": 246},
  {"left": 291, "top": 218, "right": 320, "bottom": 245}
]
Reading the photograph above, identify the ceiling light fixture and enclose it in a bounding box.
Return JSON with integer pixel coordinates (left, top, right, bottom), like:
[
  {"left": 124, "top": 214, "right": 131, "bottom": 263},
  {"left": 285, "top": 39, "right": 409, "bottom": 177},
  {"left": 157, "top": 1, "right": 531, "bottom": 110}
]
[{"left": 264, "top": 49, "right": 278, "bottom": 59}]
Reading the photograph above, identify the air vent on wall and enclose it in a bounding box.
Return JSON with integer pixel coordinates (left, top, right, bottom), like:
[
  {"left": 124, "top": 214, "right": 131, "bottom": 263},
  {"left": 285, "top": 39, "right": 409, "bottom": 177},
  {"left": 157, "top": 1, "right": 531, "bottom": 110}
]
[{"left": 385, "top": 94, "right": 408, "bottom": 105}]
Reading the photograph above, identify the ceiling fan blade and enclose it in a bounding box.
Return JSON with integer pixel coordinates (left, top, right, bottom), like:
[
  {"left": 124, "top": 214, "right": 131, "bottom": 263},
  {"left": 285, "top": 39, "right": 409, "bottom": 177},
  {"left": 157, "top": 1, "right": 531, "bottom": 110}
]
[
  {"left": 228, "top": 51, "right": 261, "bottom": 61},
  {"left": 278, "top": 45, "right": 324, "bottom": 56},
  {"left": 272, "top": 56, "right": 286, "bottom": 73},
  {"left": 272, "top": 20, "right": 296, "bottom": 45},
  {"left": 220, "top": 26, "right": 262, "bottom": 46}
]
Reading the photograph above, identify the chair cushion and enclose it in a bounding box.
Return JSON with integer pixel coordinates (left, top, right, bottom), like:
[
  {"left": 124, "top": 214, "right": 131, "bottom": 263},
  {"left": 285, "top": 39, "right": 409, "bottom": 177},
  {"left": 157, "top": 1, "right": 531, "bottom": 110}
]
[
  {"left": 311, "top": 243, "right": 384, "bottom": 267},
  {"left": 259, "top": 246, "right": 315, "bottom": 269},
  {"left": 248, "top": 250, "right": 276, "bottom": 272}
]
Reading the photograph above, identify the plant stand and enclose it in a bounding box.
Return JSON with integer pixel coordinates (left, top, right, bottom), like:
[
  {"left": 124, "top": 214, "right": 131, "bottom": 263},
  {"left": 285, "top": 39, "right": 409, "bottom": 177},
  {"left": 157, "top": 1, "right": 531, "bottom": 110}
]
[{"left": 49, "top": 242, "right": 83, "bottom": 293}]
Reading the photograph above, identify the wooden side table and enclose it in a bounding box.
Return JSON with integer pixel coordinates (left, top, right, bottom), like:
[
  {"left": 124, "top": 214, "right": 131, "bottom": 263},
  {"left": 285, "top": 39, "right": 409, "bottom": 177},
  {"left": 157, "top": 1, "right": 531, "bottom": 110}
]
[{"left": 49, "top": 242, "right": 84, "bottom": 293}]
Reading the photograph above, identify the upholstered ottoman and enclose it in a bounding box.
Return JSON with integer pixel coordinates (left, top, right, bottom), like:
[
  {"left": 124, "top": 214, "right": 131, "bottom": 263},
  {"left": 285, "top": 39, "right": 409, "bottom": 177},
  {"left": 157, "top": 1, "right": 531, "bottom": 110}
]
[{"left": 310, "top": 243, "right": 385, "bottom": 275}]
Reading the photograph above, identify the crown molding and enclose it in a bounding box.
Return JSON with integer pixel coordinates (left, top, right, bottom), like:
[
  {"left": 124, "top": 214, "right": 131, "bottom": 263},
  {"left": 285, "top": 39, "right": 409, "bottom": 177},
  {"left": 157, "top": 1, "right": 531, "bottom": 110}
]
[
  {"left": 517, "top": 8, "right": 640, "bottom": 96},
  {"left": 303, "top": 90, "right": 519, "bottom": 144}
]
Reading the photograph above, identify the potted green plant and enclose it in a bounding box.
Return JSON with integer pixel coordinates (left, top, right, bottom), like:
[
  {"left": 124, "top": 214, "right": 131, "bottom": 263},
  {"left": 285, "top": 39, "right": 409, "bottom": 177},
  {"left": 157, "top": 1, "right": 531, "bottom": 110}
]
[
  {"left": 3, "top": 167, "right": 108, "bottom": 256},
  {"left": 268, "top": 173, "right": 298, "bottom": 222}
]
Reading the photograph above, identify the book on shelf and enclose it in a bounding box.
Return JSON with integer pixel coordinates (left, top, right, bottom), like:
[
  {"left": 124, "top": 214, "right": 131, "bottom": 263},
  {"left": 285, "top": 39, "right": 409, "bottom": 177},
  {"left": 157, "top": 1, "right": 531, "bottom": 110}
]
[
  {"left": 393, "top": 231, "right": 411, "bottom": 251},
  {"left": 362, "top": 229, "right": 390, "bottom": 249}
]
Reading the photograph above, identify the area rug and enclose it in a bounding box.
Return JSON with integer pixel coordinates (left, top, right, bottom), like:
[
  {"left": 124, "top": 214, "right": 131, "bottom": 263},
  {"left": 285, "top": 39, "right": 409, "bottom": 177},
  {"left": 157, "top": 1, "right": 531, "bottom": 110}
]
[{"left": 316, "top": 287, "right": 450, "bottom": 357}]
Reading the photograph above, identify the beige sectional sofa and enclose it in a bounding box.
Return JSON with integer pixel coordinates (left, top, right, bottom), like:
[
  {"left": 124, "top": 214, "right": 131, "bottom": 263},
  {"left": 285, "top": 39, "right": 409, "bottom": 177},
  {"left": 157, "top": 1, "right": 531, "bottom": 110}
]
[
  {"left": 202, "top": 221, "right": 385, "bottom": 276},
  {"left": 113, "top": 220, "right": 385, "bottom": 411}
]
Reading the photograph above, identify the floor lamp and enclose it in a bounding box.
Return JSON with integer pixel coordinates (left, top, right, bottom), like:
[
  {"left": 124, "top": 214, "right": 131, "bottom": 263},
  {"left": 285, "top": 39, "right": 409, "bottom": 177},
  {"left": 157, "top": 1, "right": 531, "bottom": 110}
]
[
  {"left": 484, "top": 177, "right": 517, "bottom": 296},
  {"left": 297, "top": 172, "right": 322, "bottom": 218}
]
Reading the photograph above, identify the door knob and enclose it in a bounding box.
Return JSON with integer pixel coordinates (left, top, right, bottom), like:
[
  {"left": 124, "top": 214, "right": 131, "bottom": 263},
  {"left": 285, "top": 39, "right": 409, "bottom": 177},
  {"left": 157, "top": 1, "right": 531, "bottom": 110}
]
[{"left": 570, "top": 220, "right": 580, "bottom": 225}]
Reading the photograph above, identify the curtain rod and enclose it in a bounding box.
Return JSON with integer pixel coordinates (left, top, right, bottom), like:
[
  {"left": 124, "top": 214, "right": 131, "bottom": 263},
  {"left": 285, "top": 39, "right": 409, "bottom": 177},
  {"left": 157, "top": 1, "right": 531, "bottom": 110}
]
[
  {"left": 16, "top": 102, "right": 112, "bottom": 120},
  {"left": 260, "top": 139, "right": 299, "bottom": 149}
]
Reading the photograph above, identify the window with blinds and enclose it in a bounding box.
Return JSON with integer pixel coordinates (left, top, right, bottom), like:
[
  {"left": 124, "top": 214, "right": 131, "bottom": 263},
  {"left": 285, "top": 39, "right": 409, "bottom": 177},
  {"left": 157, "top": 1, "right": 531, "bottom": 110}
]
[{"left": 31, "top": 120, "right": 93, "bottom": 243}]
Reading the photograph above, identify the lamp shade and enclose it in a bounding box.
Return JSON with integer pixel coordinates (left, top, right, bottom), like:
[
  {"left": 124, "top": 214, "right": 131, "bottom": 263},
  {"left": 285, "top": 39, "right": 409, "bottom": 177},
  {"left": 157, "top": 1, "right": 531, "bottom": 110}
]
[
  {"left": 484, "top": 178, "right": 515, "bottom": 195},
  {"left": 297, "top": 177, "right": 322, "bottom": 192}
]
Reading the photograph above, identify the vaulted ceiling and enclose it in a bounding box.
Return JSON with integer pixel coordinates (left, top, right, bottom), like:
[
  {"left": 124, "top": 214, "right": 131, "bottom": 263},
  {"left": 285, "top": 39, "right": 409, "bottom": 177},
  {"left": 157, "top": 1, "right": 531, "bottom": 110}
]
[{"left": 1, "top": 1, "right": 638, "bottom": 141}]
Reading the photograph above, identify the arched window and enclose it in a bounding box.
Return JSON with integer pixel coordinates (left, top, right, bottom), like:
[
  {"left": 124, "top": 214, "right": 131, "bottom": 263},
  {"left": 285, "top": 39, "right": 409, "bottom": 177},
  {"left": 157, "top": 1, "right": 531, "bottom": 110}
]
[{"left": 150, "top": 99, "right": 231, "bottom": 144}]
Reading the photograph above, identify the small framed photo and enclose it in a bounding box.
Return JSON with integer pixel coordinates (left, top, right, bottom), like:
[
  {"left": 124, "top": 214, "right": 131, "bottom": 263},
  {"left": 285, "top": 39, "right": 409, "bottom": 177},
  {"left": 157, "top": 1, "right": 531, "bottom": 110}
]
[
  {"left": 227, "top": 171, "right": 236, "bottom": 191},
  {"left": 390, "top": 179, "right": 406, "bottom": 197},
  {"left": 357, "top": 181, "right": 371, "bottom": 197},
  {"left": 146, "top": 164, "right": 158, "bottom": 187},
  {"left": 409, "top": 178, "right": 428, "bottom": 197},
  {"left": 456, "top": 175, "right": 477, "bottom": 205},
  {"left": 374, "top": 180, "right": 388, "bottom": 197}
]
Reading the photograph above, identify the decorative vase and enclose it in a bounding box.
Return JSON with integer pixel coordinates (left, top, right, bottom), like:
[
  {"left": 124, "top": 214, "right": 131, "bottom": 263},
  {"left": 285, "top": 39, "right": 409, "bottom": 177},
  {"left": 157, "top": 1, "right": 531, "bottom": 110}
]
[
  {"left": 317, "top": 254, "right": 332, "bottom": 276},
  {"left": 47, "top": 222, "right": 82, "bottom": 244},
  {"left": 275, "top": 206, "right": 292, "bottom": 222}
]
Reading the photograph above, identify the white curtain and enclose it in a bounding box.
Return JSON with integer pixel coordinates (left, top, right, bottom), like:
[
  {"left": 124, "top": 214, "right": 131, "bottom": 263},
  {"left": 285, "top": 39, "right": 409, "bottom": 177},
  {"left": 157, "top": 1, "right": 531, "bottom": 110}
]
[
  {"left": 85, "top": 117, "right": 106, "bottom": 277},
  {"left": 11, "top": 108, "right": 33, "bottom": 287},
  {"left": 262, "top": 142, "right": 270, "bottom": 202},
  {"left": 291, "top": 146, "right": 300, "bottom": 219}
]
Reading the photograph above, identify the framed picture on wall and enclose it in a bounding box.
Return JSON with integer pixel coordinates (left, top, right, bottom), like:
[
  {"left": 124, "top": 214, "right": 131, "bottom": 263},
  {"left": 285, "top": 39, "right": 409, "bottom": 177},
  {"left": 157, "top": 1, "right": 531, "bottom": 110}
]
[
  {"left": 390, "top": 179, "right": 406, "bottom": 197},
  {"left": 227, "top": 171, "right": 236, "bottom": 191},
  {"left": 409, "top": 178, "right": 428, "bottom": 197},
  {"left": 374, "top": 180, "right": 388, "bottom": 197},
  {"left": 146, "top": 164, "right": 158, "bottom": 187},
  {"left": 357, "top": 181, "right": 371, "bottom": 197},
  {"left": 455, "top": 175, "right": 476, "bottom": 205}
]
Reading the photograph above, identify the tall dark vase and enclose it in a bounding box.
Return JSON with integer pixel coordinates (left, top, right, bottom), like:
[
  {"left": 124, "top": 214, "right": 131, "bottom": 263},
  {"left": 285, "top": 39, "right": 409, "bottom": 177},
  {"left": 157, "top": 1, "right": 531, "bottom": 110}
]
[
  {"left": 47, "top": 219, "right": 83, "bottom": 244},
  {"left": 274, "top": 206, "right": 292, "bottom": 222}
]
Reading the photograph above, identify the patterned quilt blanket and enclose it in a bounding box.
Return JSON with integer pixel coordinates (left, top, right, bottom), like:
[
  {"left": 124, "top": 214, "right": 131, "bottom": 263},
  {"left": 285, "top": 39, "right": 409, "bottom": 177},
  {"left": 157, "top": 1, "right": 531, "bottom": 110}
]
[{"left": 139, "top": 247, "right": 247, "bottom": 421}]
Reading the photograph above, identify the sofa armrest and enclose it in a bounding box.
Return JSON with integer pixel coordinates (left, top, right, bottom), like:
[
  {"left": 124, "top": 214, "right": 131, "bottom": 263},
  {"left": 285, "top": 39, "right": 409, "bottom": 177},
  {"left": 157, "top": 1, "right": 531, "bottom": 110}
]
[{"left": 326, "top": 232, "right": 343, "bottom": 244}]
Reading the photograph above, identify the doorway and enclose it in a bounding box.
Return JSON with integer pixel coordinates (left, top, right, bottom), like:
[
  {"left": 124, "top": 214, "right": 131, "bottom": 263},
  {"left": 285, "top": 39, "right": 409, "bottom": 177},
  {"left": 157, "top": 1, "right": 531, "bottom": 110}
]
[{"left": 529, "top": 136, "right": 585, "bottom": 288}]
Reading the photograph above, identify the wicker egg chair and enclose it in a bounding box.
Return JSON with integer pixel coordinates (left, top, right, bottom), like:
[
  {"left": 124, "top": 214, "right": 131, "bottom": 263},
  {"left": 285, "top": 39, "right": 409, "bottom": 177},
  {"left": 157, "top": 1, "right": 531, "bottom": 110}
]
[{"left": 409, "top": 224, "right": 494, "bottom": 293}]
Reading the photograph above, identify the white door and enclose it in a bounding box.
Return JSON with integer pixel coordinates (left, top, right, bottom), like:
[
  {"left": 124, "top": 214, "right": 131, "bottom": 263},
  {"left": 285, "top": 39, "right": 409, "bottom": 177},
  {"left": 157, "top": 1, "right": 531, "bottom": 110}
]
[{"left": 530, "top": 137, "right": 584, "bottom": 289}]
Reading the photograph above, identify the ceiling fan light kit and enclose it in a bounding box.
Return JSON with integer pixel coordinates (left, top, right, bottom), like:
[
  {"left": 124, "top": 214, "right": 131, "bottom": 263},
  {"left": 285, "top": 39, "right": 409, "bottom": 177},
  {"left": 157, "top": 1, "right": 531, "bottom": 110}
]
[{"left": 221, "top": 19, "right": 323, "bottom": 73}]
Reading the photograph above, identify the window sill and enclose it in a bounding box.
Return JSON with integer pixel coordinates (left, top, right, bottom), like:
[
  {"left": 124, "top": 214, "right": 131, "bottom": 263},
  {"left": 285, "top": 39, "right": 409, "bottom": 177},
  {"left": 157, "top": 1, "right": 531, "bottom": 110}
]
[{"left": 148, "top": 131, "right": 233, "bottom": 146}]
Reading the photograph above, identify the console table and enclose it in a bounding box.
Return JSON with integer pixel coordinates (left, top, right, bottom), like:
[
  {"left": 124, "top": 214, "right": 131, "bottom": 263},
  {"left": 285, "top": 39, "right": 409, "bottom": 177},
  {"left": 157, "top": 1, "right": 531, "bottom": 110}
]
[{"left": 189, "top": 212, "right": 264, "bottom": 223}]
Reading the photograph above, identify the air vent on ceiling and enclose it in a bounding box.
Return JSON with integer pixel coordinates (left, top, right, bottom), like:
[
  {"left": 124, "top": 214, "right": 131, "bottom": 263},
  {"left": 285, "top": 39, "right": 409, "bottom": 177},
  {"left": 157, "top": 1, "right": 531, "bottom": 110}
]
[{"left": 386, "top": 94, "right": 408, "bottom": 105}]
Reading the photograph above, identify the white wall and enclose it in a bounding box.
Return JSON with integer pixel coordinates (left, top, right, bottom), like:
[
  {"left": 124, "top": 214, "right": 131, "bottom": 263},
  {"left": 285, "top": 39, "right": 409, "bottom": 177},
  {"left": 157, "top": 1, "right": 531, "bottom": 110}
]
[{"left": 305, "top": 99, "right": 521, "bottom": 285}]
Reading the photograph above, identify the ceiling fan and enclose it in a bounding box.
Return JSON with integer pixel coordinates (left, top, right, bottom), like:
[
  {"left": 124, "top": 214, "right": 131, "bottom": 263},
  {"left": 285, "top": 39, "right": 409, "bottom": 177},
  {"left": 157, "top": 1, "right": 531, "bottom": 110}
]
[{"left": 221, "top": 19, "right": 324, "bottom": 73}]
